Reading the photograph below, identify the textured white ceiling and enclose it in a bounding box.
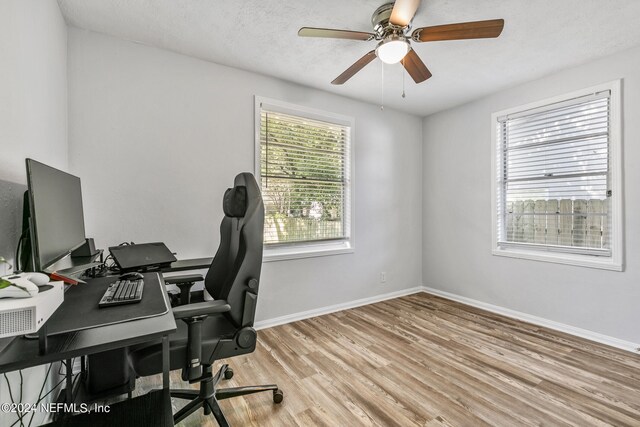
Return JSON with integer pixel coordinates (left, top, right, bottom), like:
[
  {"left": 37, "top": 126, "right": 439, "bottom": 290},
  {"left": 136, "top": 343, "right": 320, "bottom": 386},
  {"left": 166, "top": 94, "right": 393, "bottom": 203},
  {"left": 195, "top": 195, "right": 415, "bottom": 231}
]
[{"left": 57, "top": 0, "right": 640, "bottom": 116}]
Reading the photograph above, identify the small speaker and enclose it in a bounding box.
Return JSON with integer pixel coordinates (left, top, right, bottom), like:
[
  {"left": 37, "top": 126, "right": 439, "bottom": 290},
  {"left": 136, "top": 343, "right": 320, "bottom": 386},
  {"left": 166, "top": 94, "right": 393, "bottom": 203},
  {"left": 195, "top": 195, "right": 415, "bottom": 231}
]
[{"left": 71, "top": 238, "right": 99, "bottom": 257}]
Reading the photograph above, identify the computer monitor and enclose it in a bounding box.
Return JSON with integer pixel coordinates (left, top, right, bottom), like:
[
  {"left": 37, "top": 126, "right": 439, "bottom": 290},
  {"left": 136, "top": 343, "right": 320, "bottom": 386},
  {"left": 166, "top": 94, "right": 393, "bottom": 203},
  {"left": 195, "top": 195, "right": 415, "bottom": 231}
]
[{"left": 25, "top": 159, "right": 87, "bottom": 271}]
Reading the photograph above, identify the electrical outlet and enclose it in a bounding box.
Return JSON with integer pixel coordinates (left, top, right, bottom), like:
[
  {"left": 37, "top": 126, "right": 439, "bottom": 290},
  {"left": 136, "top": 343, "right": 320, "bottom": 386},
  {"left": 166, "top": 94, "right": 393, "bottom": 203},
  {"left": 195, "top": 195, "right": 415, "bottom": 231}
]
[{"left": 380, "top": 272, "right": 387, "bottom": 283}]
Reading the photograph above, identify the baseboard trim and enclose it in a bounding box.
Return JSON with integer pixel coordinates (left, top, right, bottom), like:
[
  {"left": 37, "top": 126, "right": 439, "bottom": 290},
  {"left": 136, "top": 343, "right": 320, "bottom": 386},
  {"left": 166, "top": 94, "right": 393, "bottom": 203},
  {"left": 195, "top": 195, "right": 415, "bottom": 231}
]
[
  {"left": 421, "top": 286, "right": 640, "bottom": 354},
  {"left": 254, "top": 287, "right": 424, "bottom": 330}
]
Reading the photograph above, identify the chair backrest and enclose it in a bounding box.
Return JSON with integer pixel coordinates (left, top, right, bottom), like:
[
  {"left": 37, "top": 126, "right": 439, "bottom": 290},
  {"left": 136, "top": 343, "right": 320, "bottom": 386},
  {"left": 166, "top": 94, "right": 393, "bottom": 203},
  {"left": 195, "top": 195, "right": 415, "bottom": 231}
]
[{"left": 204, "top": 173, "right": 264, "bottom": 327}]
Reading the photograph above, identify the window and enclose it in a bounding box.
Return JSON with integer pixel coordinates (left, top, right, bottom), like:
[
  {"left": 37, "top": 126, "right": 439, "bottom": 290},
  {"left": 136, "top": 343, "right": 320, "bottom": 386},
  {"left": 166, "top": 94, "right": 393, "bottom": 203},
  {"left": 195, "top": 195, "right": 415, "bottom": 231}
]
[
  {"left": 255, "top": 97, "right": 354, "bottom": 261},
  {"left": 491, "top": 81, "right": 622, "bottom": 270}
]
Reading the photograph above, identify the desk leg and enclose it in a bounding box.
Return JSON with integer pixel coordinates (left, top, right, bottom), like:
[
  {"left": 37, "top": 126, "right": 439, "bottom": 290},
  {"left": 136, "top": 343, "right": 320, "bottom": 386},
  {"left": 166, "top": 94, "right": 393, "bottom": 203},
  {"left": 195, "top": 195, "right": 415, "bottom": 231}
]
[
  {"left": 80, "top": 356, "right": 86, "bottom": 381},
  {"left": 162, "top": 335, "right": 169, "bottom": 389},
  {"left": 38, "top": 325, "right": 48, "bottom": 354},
  {"left": 65, "top": 359, "right": 73, "bottom": 404},
  {"left": 161, "top": 335, "right": 173, "bottom": 426}
]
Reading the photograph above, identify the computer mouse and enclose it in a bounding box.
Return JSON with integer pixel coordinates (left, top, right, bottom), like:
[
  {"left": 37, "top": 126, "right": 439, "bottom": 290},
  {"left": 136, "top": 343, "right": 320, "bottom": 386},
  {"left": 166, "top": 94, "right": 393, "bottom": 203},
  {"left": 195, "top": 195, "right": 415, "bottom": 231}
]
[
  {"left": 0, "top": 277, "right": 39, "bottom": 298},
  {"left": 119, "top": 272, "right": 144, "bottom": 280}
]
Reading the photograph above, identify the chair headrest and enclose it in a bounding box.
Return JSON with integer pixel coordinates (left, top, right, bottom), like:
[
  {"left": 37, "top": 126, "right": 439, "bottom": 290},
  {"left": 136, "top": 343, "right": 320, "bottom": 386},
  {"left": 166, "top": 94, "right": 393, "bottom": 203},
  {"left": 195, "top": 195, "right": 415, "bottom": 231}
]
[{"left": 223, "top": 186, "right": 247, "bottom": 218}]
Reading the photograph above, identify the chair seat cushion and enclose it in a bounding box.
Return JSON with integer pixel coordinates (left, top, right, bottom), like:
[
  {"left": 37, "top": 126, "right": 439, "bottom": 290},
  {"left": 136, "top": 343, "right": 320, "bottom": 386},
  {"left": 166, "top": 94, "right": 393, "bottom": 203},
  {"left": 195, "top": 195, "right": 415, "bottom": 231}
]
[{"left": 129, "top": 314, "right": 237, "bottom": 377}]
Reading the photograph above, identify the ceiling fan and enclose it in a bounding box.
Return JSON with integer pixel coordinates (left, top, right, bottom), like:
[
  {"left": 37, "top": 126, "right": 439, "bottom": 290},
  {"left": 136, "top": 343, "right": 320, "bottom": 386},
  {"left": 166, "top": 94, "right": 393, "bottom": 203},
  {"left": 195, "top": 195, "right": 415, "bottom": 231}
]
[{"left": 298, "top": 0, "right": 504, "bottom": 85}]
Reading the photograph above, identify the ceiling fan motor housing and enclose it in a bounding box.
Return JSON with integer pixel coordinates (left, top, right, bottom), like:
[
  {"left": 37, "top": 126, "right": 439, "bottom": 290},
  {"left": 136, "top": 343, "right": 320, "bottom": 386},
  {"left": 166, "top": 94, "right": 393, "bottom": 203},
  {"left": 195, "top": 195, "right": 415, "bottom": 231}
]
[{"left": 371, "top": 2, "right": 409, "bottom": 38}]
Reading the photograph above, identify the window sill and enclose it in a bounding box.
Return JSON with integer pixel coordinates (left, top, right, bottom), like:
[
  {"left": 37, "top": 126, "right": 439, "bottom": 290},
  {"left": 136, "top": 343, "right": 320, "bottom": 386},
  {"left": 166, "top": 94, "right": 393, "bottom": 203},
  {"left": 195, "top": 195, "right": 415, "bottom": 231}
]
[
  {"left": 263, "top": 241, "right": 353, "bottom": 262},
  {"left": 492, "top": 247, "right": 623, "bottom": 271}
]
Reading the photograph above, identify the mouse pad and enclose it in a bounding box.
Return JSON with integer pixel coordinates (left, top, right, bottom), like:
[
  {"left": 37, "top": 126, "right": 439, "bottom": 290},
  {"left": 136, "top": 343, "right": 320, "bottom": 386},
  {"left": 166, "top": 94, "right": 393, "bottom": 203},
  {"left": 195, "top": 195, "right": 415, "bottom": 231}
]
[{"left": 46, "top": 273, "right": 169, "bottom": 335}]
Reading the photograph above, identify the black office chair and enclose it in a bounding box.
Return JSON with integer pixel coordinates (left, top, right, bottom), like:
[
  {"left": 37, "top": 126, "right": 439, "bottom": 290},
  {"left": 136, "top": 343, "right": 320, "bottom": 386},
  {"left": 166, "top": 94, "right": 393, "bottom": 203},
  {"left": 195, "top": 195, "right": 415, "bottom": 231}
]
[{"left": 128, "top": 172, "right": 283, "bottom": 426}]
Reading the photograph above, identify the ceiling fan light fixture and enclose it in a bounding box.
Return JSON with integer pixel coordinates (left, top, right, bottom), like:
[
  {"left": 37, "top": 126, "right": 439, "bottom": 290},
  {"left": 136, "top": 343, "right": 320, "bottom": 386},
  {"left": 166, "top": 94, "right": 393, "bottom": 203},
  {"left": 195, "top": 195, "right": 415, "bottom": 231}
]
[{"left": 376, "top": 35, "right": 409, "bottom": 64}]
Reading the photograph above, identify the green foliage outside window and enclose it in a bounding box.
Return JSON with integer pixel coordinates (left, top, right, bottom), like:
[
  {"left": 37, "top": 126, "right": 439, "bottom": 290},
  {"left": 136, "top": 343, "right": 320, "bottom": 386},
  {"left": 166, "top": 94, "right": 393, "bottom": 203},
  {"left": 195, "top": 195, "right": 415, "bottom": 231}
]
[{"left": 260, "top": 111, "right": 349, "bottom": 245}]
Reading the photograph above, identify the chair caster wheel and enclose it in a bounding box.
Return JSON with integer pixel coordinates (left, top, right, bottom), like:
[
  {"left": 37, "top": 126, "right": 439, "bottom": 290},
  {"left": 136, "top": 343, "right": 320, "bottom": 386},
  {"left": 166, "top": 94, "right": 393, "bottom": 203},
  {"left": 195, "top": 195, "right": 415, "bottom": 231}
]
[
  {"left": 224, "top": 367, "right": 234, "bottom": 380},
  {"left": 273, "top": 389, "right": 284, "bottom": 404}
]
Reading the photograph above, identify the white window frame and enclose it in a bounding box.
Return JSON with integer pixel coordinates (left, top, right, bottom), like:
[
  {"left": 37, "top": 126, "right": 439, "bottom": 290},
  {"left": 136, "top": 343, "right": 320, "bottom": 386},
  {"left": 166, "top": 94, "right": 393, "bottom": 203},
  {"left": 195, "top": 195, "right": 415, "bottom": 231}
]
[
  {"left": 255, "top": 96, "right": 355, "bottom": 262},
  {"left": 491, "top": 80, "right": 623, "bottom": 271}
]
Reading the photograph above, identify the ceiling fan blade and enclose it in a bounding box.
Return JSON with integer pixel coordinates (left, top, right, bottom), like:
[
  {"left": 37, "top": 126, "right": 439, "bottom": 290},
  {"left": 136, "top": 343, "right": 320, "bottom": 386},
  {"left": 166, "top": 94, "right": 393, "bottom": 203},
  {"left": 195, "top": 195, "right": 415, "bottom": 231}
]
[
  {"left": 389, "top": 0, "right": 422, "bottom": 27},
  {"left": 298, "top": 27, "right": 375, "bottom": 41},
  {"left": 331, "top": 50, "right": 377, "bottom": 85},
  {"left": 401, "top": 49, "right": 432, "bottom": 83},
  {"left": 412, "top": 19, "right": 505, "bottom": 42}
]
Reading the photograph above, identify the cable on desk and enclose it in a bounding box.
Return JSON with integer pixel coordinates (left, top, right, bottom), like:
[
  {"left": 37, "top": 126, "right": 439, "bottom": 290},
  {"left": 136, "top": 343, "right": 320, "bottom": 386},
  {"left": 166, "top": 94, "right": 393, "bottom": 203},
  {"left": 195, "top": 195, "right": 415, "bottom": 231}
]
[
  {"left": 2, "top": 361, "right": 80, "bottom": 427},
  {"left": 12, "top": 370, "right": 80, "bottom": 427},
  {"left": 25, "top": 362, "right": 53, "bottom": 427},
  {"left": 35, "top": 373, "right": 80, "bottom": 409},
  {"left": 57, "top": 359, "right": 70, "bottom": 376},
  {"left": 94, "top": 241, "right": 136, "bottom": 276},
  {"left": 3, "top": 372, "right": 26, "bottom": 427},
  {"left": 19, "top": 370, "right": 23, "bottom": 424},
  {"left": 14, "top": 232, "right": 27, "bottom": 273},
  {"left": 29, "top": 373, "right": 80, "bottom": 427}
]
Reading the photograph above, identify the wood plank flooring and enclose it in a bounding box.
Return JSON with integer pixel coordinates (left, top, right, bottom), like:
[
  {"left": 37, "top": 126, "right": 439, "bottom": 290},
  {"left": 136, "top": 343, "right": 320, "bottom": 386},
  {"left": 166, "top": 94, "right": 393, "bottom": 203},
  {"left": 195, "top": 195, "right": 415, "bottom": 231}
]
[{"left": 137, "top": 293, "right": 640, "bottom": 426}]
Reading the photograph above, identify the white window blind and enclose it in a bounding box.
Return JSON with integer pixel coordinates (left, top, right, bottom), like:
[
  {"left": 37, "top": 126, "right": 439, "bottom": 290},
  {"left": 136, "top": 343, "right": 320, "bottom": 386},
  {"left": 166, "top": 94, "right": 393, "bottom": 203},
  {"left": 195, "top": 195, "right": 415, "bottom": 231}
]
[
  {"left": 259, "top": 107, "right": 351, "bottom": 246},
  {"left": 496, "top": 90, "right": 612, "bottom": 256}
]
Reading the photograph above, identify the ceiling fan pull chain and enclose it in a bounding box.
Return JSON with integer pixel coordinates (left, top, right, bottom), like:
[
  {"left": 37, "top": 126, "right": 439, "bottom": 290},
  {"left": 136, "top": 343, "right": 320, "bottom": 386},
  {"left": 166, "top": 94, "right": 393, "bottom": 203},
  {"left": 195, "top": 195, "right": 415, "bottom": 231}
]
[
  {"left": 402, "top": 62, "right": 406, "bottom": 98},
  {"left": 380, "top": 62, "right": 384, "bottom": 111}
]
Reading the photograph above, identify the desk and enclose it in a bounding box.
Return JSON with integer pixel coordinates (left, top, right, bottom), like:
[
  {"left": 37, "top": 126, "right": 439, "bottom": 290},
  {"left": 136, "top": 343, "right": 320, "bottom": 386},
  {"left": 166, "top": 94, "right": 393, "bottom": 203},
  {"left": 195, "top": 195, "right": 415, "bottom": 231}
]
[{"left": 0, "top": 273, "right": 176, "bottom": 426}]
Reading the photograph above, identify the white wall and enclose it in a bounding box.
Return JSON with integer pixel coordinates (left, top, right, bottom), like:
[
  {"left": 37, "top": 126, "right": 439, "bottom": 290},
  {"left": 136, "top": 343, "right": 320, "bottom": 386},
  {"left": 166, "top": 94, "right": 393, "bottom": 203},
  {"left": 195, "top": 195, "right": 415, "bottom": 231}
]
[
  {"left": 0, "top": 0, "right": 68, "bottom": 271},
  {"left": 0, "top": 0, "right": 68, "bottom": 184},
  {"left": 67, "top": 28, "right": 423, "bottom": 322},
  {"left": 0, "top": 1, "right": 68, "bottom": 424},
  {"left": 422, "top": 45, "right": 640, "bottom": 344}
]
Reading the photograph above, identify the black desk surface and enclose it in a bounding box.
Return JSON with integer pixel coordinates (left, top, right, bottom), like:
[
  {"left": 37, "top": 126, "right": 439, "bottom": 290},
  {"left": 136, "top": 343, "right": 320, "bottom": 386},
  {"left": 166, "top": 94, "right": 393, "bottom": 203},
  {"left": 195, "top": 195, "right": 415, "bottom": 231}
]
[
  {"left": 0, "top": 255, "right": 207, "bottom": 369},
  {"left": 0, "top": 273, "right": 176, "bottom": 374},
  {"left": 47, "top": 273, "right": 169, "bottom": 335}
]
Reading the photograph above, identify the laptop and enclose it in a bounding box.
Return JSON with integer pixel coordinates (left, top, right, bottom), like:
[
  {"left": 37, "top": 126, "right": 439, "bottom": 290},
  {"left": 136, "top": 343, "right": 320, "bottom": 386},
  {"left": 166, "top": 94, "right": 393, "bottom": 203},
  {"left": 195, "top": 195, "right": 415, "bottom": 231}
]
[{"left": 109, "top": 242, "right": 177, "bottom": 271}]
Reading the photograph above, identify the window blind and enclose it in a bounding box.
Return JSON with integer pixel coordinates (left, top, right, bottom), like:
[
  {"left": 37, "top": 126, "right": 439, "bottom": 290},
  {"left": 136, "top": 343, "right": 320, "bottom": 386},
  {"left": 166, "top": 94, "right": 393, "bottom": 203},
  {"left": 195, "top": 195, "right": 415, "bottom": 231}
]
[
  {"left": 496, "top": 91, "right": 611, "bottom": 255},
  {"left": 260, "top": 108, "right": 350, "bottom": 245}
]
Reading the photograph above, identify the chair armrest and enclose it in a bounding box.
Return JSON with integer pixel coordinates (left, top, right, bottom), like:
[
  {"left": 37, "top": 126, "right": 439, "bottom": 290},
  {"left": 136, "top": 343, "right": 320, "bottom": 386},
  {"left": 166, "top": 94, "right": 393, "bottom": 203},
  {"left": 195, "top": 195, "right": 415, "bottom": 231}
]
[
  {"left": 164, "top": 274, "right": 204, "bottom": 285},
  {"left": 172, "top": 300, "right": 230, "bottom": 320},
  {"left": 164, "top": 274, "right": 204, "bottom": 305},
  {"left": 173, "top": 299, "right": 230, "bottom": 383}
]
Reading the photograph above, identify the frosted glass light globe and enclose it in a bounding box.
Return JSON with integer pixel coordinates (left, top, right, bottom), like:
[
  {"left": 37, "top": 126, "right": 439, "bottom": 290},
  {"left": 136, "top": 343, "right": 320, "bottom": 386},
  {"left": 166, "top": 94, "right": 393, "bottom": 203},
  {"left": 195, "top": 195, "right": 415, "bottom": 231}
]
[{"left": 376, "top": 37, "right": 409, "bottom": 64}]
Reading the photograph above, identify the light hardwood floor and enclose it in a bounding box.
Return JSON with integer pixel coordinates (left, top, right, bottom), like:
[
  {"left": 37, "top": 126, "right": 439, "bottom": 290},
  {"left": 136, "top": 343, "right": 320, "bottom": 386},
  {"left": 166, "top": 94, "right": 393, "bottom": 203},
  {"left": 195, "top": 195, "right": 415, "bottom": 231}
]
[{"left": 137, "top": 292, "right": 640, "bottom": 426}]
